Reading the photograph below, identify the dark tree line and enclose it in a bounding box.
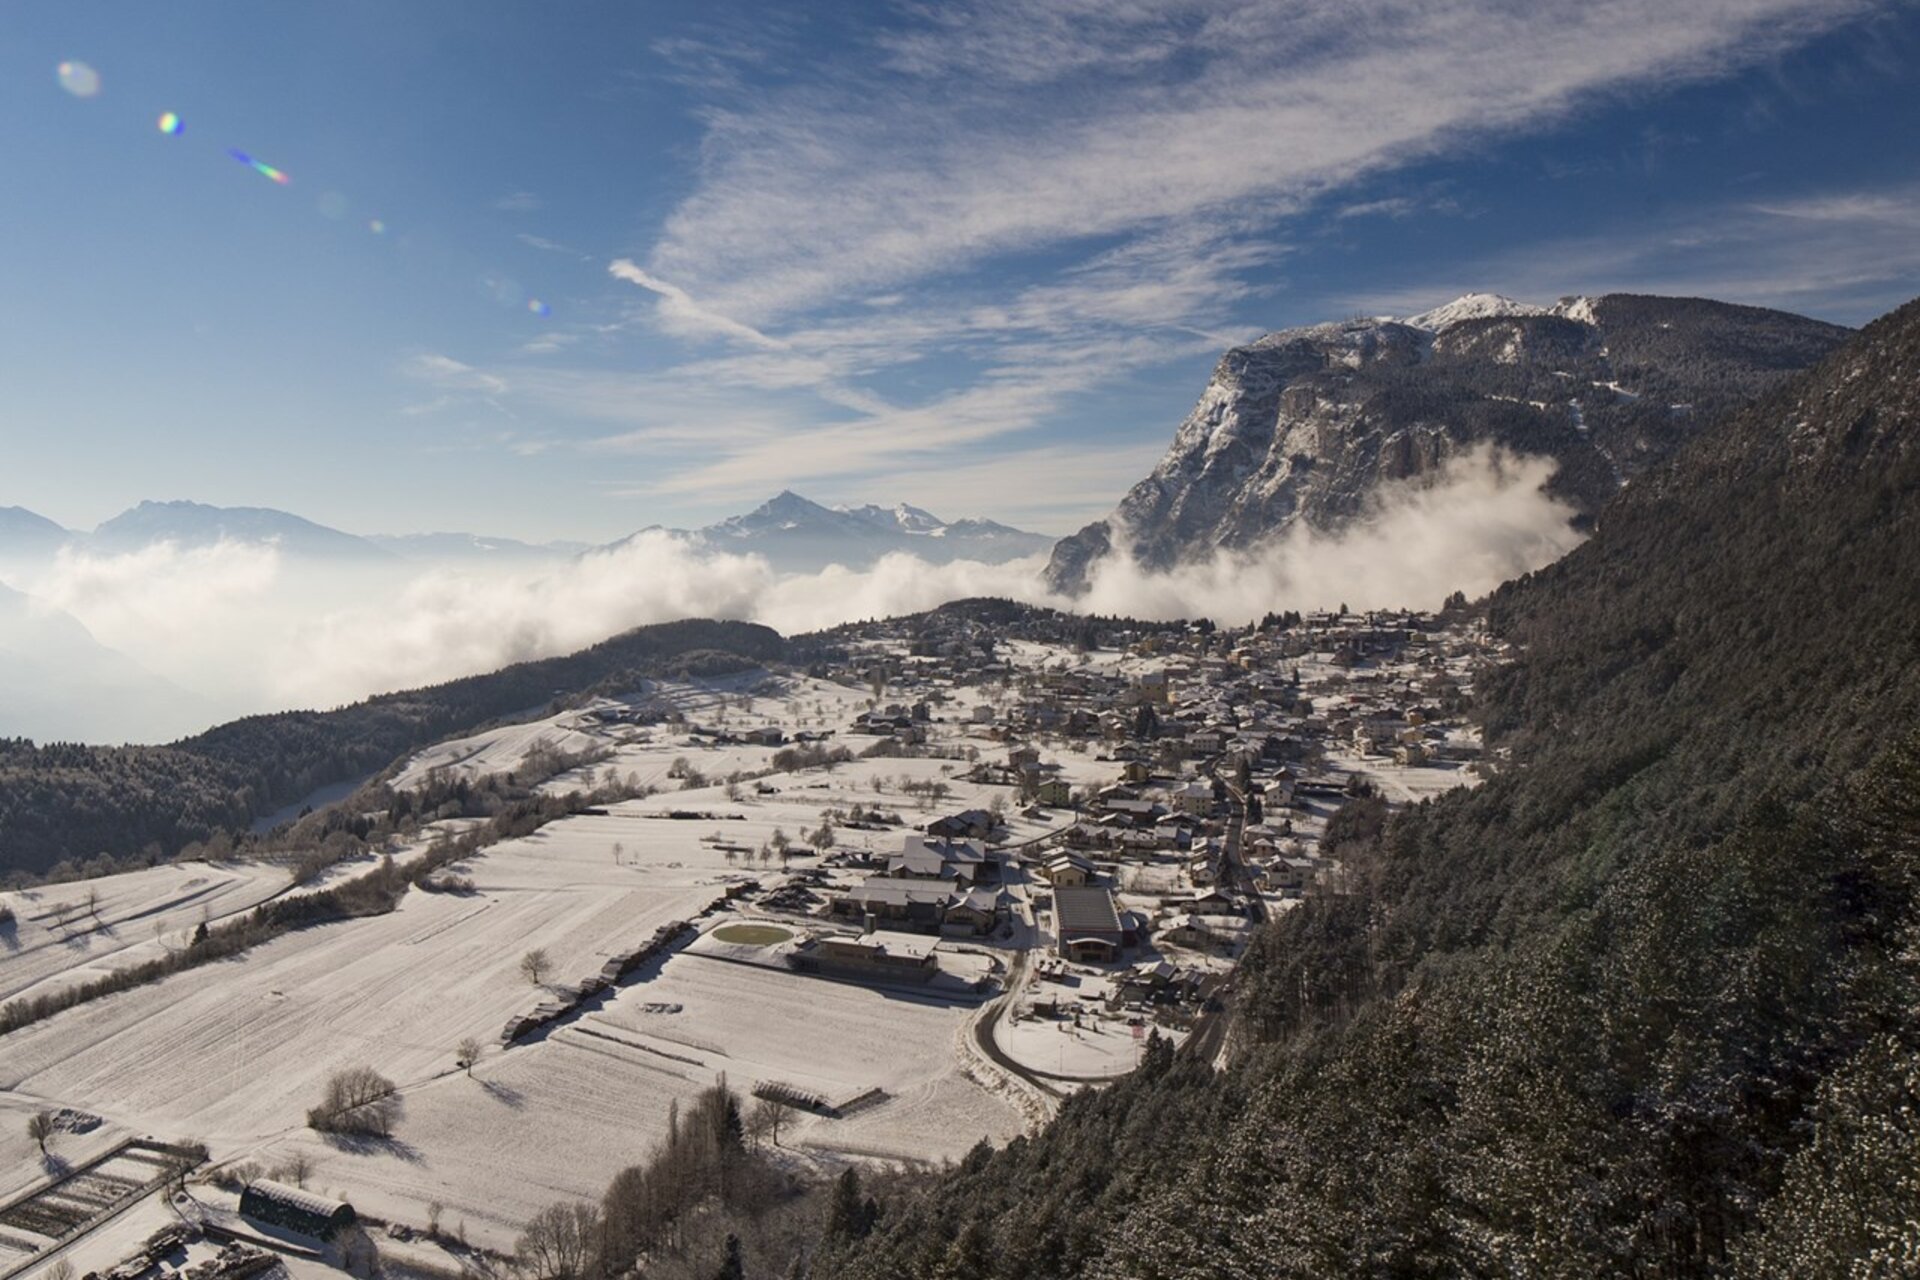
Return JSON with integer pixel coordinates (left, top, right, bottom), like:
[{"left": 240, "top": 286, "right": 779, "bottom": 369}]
[
  {"left": 0, "top": 619, "right": 783, "bottom": 880},
  {"left": 804, "top": 300, "right": 1920, "bottom": 1275}
]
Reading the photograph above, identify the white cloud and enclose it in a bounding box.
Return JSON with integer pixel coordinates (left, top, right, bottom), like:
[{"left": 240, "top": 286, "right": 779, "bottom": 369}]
[
  {"left": 402, "top": 353, "right": 509, "bottom": 397},
  {"left": 608, "top": 259, "right": 788, "bottom": 349},
  {"left": 23, "top": 446, "right": 1580, "bottom": 741},
  {"left": 494, "top": 191, "right": 544, "bottom": 212},
  {"left": 24, "top": 540, "right": 284, "bottom": 708},
  {"left": 1078, "top": 446, "right": 1583, "bottom": 619},
  {"left": 517, "top": 232, "right": 594, "bottom": 262}
]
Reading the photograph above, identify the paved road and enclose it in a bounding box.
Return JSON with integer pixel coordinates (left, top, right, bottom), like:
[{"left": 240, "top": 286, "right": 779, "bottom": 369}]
[{"left": 970, "top": 948, "right": 1068, "bottom": 1099}]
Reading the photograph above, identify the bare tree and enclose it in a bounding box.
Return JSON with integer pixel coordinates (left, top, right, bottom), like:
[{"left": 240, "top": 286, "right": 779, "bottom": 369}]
[
  {"left": 520, "top": 948, "right": 552, "bottom": 987},
  {"left": 307, "top": 1066, "right": 399, "bottom": 1136},
  {"left": 456, "top": 1037, "right": 482, "bottom": 1076},
  {"left": 747, "top": 1095, "right": 793, "bottom": 1149},
  {"left": 27, "top": 1110, "right": 55, "bottom": 1155},
  {"left": 515, "top": 1201, "right": 600, "bottom": 1279},
  {"left": 276, "top": 1151, "right": 315, "bottom": 1187}
]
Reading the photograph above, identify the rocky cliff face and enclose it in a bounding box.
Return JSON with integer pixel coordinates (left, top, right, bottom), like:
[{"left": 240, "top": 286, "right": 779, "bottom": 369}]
[{"left": 1044, "top": 293, "right": 1853, "bottom": 592}]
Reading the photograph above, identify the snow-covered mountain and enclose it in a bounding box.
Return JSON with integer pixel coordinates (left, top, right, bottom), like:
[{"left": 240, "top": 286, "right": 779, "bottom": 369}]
[
  {"left": 621, "top": 491, "right": 1053, "bottom": 573},
  {"left": 1401, "top": 291, "right": 1548, "bottom": 330},
  {"left": 1044, "top": 292, "right": 1855, "bottom": 592}
]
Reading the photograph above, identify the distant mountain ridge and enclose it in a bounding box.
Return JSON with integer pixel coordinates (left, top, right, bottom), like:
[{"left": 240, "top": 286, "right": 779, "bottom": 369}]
[
  {"left": 88, "top": 499, "right": 396, "bottom": 560},
  {"left": 0, "top": 582, "right": 211, "bottom": 744},
  {"left": 0, "top": 505, "right": 70, "bottom": 553},
  {"left": 0, "top": 495, "right": 1044, "bottom": 577},
  {"left": 627, "top": 490, "right": 1053, "bottom": 573},
  {"left": 1044, "top": 291, "right": 1855, "bottom": 592}
]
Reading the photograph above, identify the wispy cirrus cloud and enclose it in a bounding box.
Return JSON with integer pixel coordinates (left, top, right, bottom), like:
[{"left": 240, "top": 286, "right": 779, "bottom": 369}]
[
  {"left": 563, "top": 0, "right": 1879, "bottom": 519},
  {"left": 406, "top": 1, "right": 1891, "bottom": 529},
  {"left": 608, "top": 259, "right": 787, "bottom": 349},
  {"left": 646, "top": 0, "right": 1877, "bottom": 325},
  {"left": 493, "top": 190, "right": 544, "bottom": 212}
]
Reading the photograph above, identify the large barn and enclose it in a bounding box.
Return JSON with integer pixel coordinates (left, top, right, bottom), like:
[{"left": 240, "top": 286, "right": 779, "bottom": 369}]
[
  {"left": 239, "top": 1179, "right": 357, "bottom": 1240},
  {"left": 1054, "top": 886, "right": 1127, "bottom": 962}
]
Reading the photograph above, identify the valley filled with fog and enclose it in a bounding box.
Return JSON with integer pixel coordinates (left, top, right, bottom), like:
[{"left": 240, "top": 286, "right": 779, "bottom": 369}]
[{"left": 0, "top": 446, "right": 1578, "bottom": 744}]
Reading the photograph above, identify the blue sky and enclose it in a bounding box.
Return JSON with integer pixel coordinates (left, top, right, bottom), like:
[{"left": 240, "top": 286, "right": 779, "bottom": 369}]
[{"left": 5, "top": 0, "right": 1918, "bottom": 541}]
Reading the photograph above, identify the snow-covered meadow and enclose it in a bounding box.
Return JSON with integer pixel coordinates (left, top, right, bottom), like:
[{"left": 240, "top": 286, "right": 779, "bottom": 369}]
[{"left": 0, "top": 669, "right": 1075, "bottom": 1253}]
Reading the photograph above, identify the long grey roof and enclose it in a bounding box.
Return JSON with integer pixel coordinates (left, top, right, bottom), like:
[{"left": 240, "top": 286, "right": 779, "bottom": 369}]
[
  {"left": 1054, "top": 886, "right": 1122, "bottom": 936},
  {"left": 244, "top": 1179, "right": 350, "bottom": 1218}
]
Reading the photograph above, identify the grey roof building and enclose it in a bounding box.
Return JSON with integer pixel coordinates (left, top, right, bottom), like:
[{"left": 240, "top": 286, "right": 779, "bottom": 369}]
[
  {"left": 239, "top": 1179, "right": 357, "bottom": 1240},
  {"left": 1054, "top": 886, "right": 1127, "bottom": 961}
]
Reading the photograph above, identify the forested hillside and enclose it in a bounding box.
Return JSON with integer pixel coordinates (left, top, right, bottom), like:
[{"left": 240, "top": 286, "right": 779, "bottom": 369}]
[
  {"left": 0, "top": 618, "right": 784, "bottom": 880},
  {"left": 824, "top": 301, "right": 1920, "bottom": 1276}
]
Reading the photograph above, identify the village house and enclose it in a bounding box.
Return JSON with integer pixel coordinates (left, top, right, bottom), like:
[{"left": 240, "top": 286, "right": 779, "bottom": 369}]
[
  {"left": 1159, "top": 913, "right": 1227, "bottom": 951},
  {"left": 1040, "top": 850, "right": 1095, "bottom": 887},
  {"left": 1170, "top": 779, "right": 1215, "bottom": 816},
  {"left": 799, "top": 931, "right": 942, "bottom": 983},
  {"left": 829, "top": 877, "right": 952, "bottom": 929},
  {"left": 1034, "top": 776, "right": 1074, "bottom": 807},
  {"left": 891, "top": 835, "right": 994, "bottom": 883},
  {"left": 942, "top": 885, "right": 1010, "bottom": 936},
  {"left": 925, "top": 810, "right": 996, "bottom": 841}
]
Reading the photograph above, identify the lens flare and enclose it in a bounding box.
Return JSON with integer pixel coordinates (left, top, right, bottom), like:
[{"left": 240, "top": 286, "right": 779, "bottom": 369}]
[
  {"left": 57, "top": 62, "right": 101, "bottom": 98},
  {"left": 157, "top": 112, "right": 182, "bottom": 135},
  {"left": 368, "top": 218, "right": 386, "bottom": 235},
  {"left": 227, "top": 148, "right": 290, "bottom": 185},
  {"left": 528, "top": 299, "right": 552, "bottom": 317}
]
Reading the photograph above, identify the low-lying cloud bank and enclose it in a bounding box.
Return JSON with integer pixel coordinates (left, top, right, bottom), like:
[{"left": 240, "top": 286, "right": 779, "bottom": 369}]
[{"left": 8, "top": 447, "right": 1579, "bottom": 743}]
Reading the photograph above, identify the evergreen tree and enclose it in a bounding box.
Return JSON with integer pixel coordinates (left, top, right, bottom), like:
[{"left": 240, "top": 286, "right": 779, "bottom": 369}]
[{"left": 713, "top": 1234, "right": 744, "bottom": 1280}]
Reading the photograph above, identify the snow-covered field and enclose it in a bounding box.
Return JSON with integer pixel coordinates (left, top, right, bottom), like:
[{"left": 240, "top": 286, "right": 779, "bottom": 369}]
[
  {"left": 0, "top": 1094, "right": 131, "bottom": 1204},
  {"left": 1322, "top": 747, "right": 1478, "bottom": 804},
  {"left": 996, "top": 1009, "right": 1165, "bottom": 1081},
  {"left": 0, "top": 807, "right": 747, "bottom": 1221},
  {"left": 0, "top": 861, "right": 294, "bottom": 1007},
  {"left": 7, "top": 631, "right": 1462, "bottom": 1267},
  {"left": 253, "top": 943, "right": 1023, "bottom": 1249},
  {"left": 0, "top": 678, "right": 1044, "bottom": 1253},
  {"left": 391, "top": 671, "right": 865, "bottom": 795}
]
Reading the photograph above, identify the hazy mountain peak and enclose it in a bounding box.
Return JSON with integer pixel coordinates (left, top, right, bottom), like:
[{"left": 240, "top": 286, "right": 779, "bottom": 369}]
[
  {"left": 0, "top": 505, "right": 73, "bottom": 560},
  {"left": 89, "top": 499, "right": 394, "bottom": 560},
  {"left": 644, "top": 491, "right": 1053, "bottom": 573},
  {"left": 835, "top": 501, "right": 947, "bottom": 534}
]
